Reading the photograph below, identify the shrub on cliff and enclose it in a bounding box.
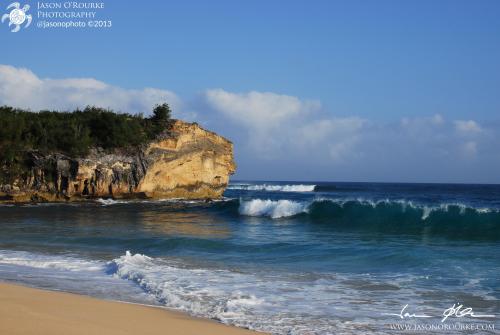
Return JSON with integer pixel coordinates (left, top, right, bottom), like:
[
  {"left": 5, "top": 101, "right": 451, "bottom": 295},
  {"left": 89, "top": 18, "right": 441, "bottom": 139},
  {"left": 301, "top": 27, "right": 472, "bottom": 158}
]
[{"left": 0, "top": 105, "right": 172, "bottom": 183}]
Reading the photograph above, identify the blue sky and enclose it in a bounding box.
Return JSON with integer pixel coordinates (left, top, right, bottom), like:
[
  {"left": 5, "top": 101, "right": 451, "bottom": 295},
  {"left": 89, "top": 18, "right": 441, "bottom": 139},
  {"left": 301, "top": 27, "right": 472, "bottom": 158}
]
[{"left": 1, "top": 0, "right": 500, "bottom": 183}]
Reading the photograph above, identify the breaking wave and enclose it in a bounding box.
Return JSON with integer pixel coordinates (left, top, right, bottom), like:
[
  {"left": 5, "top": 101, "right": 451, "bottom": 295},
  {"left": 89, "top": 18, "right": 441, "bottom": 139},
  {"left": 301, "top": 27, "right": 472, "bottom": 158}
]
[
  {"left": 239, "top": 199, "right": 310, "bottom": 218},
  {"left": 108, "top": 251, "right": 348, "bottom": 334},
  {"left": 228, "top": 183, "right": 316, "bottom": 192},
  {"left": 237, "top": 198, "right": 500, "bottom": 239}
]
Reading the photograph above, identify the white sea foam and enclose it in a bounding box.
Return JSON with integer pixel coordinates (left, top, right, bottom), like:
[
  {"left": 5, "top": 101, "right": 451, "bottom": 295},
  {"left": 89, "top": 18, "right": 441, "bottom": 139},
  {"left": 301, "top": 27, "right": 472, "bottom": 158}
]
[
  {"left": 228, "top": 184, "right": 316, "bottom": 192},
  {"left": 95, "top": 197, "right": 235, "bottom": 206},
  {"left": 239, "top": 199, "right": 309, "bottom": 218},
  {"left": 0, "top": 250, "right": 157, "bottom": 305},
  {"left": 0, "top": 250, "right": 104, "bottom": 272},
  {"left": 110, "top": 251, "right": 275, "bottom": 330},
  {"left": 95, "top": 198, "right": 129, "bottom": 206},
  {"left": 108, "top": 251, "right": 397, "bottom": 334},
  {"left": 158, "top": 197, "right": 235, "bottom": 204}
]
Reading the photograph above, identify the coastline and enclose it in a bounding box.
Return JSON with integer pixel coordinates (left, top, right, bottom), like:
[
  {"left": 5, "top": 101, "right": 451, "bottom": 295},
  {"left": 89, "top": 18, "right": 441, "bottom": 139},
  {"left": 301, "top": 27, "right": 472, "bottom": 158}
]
[{"left": 0, "top": 282, "right": 261, "bottom": 335}]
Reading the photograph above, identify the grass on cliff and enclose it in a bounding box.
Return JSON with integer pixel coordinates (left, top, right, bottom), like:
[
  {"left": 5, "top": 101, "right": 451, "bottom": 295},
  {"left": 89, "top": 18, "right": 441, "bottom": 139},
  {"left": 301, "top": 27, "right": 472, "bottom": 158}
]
[{"left": 0, "top": 104, "right": 172, "bottom": 183}]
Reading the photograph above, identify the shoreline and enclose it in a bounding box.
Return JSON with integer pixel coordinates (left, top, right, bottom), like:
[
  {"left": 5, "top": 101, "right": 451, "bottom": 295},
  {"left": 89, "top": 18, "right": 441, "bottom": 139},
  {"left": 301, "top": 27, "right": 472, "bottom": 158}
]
[{"left": 0, "top": 282, "right": 262, "bottom": 335}]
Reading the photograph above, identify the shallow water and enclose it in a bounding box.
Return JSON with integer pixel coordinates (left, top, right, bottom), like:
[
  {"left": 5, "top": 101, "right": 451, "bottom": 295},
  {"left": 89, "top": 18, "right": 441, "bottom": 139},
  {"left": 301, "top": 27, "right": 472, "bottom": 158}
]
[{"left": 1, "top": 181, "right": 499, "bottom": 334}]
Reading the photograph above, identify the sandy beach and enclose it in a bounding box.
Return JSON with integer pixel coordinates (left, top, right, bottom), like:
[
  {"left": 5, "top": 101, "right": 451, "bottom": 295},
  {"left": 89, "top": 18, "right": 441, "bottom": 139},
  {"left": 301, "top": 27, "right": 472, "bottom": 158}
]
[{"left": 0, "top": 282, "right": 261, "bottom": 335}]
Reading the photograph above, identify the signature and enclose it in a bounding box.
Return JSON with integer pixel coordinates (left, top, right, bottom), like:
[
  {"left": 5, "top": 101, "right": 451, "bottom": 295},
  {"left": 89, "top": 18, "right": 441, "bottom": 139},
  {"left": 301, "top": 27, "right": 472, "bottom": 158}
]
[
  {"left": 384, "top": 304, "right": 432, "bottom": 319},
  {"left": 384, "top": 303, "right": 495, "bottom": 322},
  {"left": 441, "top": 303, "right": 495, "bottom": 323}
]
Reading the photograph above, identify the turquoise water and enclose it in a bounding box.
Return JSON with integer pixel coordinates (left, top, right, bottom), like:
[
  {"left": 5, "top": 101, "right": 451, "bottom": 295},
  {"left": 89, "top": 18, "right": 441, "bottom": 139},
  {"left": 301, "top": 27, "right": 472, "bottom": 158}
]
[{"left": 0, "top": 182, "right": 499, "bottom": 334}]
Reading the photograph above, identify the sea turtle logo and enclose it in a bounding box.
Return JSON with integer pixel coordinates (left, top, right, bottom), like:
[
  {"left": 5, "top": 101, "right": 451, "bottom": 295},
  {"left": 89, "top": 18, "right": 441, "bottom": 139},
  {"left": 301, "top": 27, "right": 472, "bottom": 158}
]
[{"left": 1, "top": 2, "right": 32, "bottom": 32}]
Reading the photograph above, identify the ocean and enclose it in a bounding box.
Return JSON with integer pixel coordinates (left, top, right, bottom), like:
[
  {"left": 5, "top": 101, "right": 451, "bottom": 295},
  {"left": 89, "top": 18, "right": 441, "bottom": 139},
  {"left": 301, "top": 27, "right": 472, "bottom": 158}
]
[{"left": 0, "top": 181, "right": 499, "bottom": 334}]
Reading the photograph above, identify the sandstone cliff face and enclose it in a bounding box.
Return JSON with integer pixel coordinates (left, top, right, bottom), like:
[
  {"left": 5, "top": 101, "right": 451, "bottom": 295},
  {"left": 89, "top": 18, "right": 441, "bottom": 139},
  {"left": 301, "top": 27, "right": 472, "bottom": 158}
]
[{"left": 0, "top": 120, "right": 236, "bottom": 202}]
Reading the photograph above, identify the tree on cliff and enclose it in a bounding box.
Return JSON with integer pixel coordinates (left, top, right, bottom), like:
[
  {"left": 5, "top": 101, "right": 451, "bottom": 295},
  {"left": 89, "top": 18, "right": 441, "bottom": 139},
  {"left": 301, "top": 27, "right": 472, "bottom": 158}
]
[
  {"left": 148, "top": 103, "right": 172, "bottom": 136},
  {"left": 0, "top": 104, "right": 174, "bottom": 183},
  {"left": 152, "top": 103, "right": 172, "bottom": 123}
]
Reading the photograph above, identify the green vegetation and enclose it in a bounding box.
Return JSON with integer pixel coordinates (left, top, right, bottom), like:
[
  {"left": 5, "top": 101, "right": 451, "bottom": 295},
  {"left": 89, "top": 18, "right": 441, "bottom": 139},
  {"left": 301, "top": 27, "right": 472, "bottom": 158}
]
[{"left": 0, "top": 104, "right": 172, "bottom": 183}]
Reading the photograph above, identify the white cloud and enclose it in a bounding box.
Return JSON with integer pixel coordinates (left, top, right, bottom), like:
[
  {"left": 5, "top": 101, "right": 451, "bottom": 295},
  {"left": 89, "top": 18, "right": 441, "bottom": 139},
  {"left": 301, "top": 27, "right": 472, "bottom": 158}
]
[
  {"left": 0, "top": 64, "right": 180, "bottom": 115},
  {"left": 298, "top": 118, "right": 365, "bottom": 145},
  {"left": 454, "top": 120, "right": 482, "bottom": 134},
  {"left": 204, "top": 89, "right": 321, "bottom": 129},
  {"left": 204, "top": 89, "right": 365, "bottom": 162},
  {"left": 297, "top": 118, "right": 366, "bottom": 161}
]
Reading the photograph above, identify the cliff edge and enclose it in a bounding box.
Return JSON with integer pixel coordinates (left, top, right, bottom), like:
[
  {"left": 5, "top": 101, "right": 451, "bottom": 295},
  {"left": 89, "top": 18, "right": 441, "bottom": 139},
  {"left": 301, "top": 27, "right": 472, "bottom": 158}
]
[{"left": 0, "top": 120, "right": 236, "bottom": 202}]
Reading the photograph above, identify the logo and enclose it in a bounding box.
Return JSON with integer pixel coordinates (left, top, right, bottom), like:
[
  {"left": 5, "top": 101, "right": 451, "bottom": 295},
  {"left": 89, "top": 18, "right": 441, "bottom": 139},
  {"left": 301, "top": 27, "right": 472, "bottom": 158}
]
[{"left": 1, "top": 2, "right": 32, "bottom": 32}]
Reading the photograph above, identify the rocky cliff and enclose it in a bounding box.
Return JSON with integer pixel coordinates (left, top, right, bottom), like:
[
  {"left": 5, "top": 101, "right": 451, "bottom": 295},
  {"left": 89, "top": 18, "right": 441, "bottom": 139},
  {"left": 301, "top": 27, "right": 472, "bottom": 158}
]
[{"left": 0, "top": 120, "right": 236, "bottom": 202}]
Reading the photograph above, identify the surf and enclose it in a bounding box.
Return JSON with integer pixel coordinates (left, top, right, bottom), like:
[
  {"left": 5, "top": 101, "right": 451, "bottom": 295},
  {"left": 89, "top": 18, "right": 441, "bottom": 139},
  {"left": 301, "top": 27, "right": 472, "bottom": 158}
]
[
  {"left": 236, "top": 198, "right": 500, "bottom": 240},
  {"left": 228, "top": 183, "right": 316, "bottom": 192}
]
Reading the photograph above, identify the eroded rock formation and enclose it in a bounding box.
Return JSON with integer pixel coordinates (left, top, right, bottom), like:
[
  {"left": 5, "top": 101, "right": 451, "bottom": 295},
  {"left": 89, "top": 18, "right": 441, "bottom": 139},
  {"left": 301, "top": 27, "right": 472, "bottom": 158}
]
[{"left": 0, "top": 120, "right": 235, "bottom": 202}]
